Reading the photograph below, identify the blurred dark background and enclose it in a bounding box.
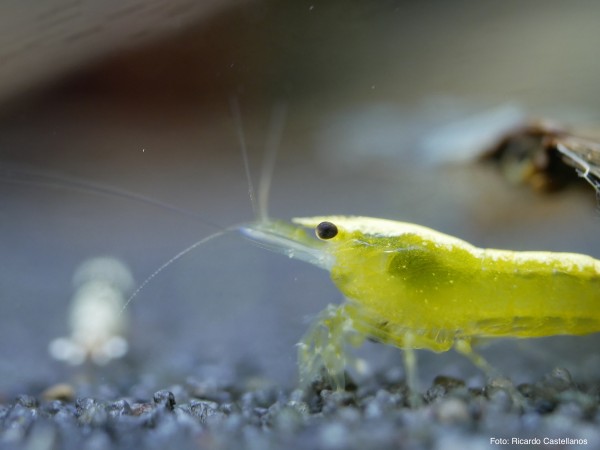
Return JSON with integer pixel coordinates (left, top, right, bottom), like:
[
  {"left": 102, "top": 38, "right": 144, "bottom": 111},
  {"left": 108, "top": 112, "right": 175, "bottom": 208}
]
[{"left": 1, "top": 0, "right": 600, "bottom": 396}]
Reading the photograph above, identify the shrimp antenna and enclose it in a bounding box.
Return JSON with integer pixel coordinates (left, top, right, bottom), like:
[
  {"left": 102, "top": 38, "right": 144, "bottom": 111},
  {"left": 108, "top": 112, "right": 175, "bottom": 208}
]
[
  {"left": 122, "top": 101, "right": 286, "bottom": 313},
  {"left": 0, "top": 163, "right": 222, "bottom": 230},
  {"left": 258, "top": 102, "right": 287, "bottom": 222},
  {"left": 120, "top": 227, "right": 235, "bottom": 315},
  {"left": 230, "top": 96, "right": 258, "bottom": 218}
]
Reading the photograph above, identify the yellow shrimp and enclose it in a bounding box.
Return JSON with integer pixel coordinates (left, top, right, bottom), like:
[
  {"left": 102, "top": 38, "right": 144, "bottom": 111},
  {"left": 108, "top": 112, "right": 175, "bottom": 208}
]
[{"left": 240, "top": 215, "right": 600, "bottom": 400}]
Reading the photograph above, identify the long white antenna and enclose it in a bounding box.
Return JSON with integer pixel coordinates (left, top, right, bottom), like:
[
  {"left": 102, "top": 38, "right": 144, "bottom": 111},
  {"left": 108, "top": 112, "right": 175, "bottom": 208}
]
[
  {"left": 117, "top": 99, "right": 288, "bottom": 314},
  {"left": 258, "top": 103, "right": 287, "bottom": 222},
  {"left": 119, "top": 228, "right": 234, "bottom": 316},
  {"left": 0, "top": 163, "right": 222, "bottom": 229},
  {"left": 229, "top": 97, "right": 258, "bottom": 218}
]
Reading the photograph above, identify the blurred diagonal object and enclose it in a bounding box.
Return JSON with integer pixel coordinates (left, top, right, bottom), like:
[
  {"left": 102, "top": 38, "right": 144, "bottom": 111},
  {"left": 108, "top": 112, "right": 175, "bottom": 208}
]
[
  {"left": 0, "top": 0, "right": 246, "bottom": 103},
  {"left": 554, "top": 136, "right": 600, "bottom": 194}
]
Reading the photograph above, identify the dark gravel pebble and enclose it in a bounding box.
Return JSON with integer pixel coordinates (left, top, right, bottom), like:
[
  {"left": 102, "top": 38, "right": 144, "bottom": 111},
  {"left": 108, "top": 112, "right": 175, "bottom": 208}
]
[{"left": 1, "top": 366, "right": 599, "bottom": 450}]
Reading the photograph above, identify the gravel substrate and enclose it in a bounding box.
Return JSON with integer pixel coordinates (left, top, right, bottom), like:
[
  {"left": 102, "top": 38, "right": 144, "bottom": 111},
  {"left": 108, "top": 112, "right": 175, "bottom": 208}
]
[{"left": 1, "top": 365, "right": 599, "bottom": 450}]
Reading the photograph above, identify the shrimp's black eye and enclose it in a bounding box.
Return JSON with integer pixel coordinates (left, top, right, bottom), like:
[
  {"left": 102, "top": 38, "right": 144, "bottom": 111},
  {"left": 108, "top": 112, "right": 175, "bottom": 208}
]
[{"left": 316, "top": 221, "right": 338, "bottom": 240}]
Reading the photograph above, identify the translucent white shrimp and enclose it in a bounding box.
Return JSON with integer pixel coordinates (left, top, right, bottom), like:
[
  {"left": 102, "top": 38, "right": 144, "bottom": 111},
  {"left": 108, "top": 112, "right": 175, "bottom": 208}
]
[{"left": 49, "top": 256, "right": 134, "bottom": 365}]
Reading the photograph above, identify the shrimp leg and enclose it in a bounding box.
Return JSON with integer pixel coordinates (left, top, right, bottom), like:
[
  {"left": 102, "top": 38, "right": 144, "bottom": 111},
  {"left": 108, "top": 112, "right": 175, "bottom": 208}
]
[
  {"left": 299, "top": 302, "right": 424, "bottom": 406},
  {"left": 298, "top": 303, "right": 365, "bottom": 391},
  {"left": 454, "top": 339, "right": 525, "bottom": 409}
]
